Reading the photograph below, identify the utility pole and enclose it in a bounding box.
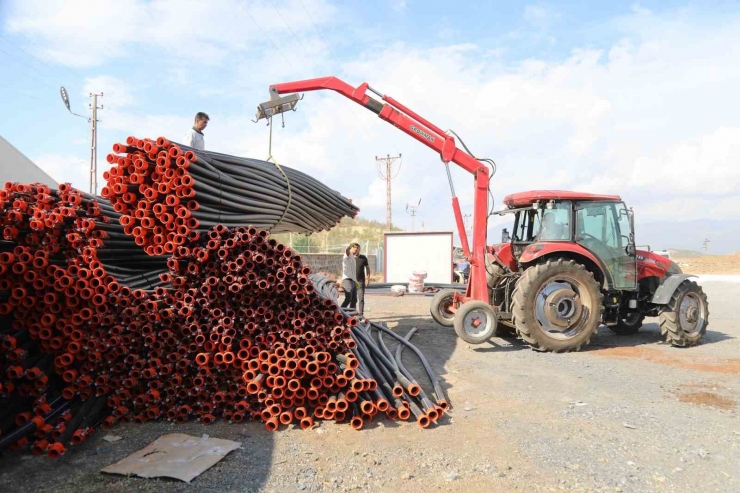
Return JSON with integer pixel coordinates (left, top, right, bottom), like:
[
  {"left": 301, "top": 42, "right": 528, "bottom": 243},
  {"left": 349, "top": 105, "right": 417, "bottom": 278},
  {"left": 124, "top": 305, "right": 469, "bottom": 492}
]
[
  {"left": 376, "top": 153, "right": 402, "bottom": 231},
  {"left": 406, "top": 199, "right": 421, "bottom": 232},
  {"left": 60, "top": 87, "right": 103, "bottom": 194},
  {"left": 463, "top": 213, "right": 472, "bottom": 241},
  {"left": 88, "top": 93, "right": 103, "bottom": 195}
]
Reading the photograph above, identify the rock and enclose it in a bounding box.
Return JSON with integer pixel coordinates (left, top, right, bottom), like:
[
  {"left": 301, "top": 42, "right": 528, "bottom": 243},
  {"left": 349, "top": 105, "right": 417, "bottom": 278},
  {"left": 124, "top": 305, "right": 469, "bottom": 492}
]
[
  {"left": 622, "top": 422, "right": 637, "bottom": 429},
  {"left": 446, "top": 471, "right": 460, "bottom": 481},
  {"left": 402, "top": 473, "right": 413, "bottom": 480},
  {"left": 698, "top": 449, "right": 710, "bottom": 460},
  {"left": 464, "top": 402, "right": 474, "bottom": 411}
]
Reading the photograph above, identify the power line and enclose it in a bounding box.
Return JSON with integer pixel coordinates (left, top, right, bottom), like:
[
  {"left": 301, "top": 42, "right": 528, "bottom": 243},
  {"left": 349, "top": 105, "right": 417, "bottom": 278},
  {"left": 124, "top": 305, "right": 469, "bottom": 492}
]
[
  {"left": 0, "top": 33, "right": 74, "bottom": 87},
  {"left": 1, "top": 20, "right": 81, "bottom": 80},
  {"left": 296, "top": 0, "right": 344, "bottom": 73},
  {"left": 0, "top": 81, "right": 44, "bottom": 102},
  {"left": 267, "top": 0, "right": 312, "bottom": 58},
  {"left": 233, "top": 0, "right": 294, "bottom": 68},
  {"left": 0, "top": 45, "right": 62, "bottom": 88}
]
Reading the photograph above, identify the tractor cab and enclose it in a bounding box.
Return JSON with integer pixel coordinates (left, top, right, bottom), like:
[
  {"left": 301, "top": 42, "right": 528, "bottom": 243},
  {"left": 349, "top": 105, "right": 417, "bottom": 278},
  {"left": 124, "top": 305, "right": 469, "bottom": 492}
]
[{"left": 494, "top": 191, "right": 638, "bottom": 292}]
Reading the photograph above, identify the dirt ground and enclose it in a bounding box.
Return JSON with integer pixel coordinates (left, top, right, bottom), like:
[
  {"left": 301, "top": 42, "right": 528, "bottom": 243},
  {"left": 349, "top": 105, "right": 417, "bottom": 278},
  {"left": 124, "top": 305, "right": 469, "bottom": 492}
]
[
  {"left": 674, "top": 253, "right": 740, "bottom": 275},
  {"left": 1, "top": 279, "right": 739, "bottom": 493}
]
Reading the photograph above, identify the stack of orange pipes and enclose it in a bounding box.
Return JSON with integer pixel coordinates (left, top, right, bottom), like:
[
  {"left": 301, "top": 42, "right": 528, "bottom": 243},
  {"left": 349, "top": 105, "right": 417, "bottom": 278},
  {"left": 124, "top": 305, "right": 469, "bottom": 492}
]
[{"left": 0, "top": 169, "right": 447, "bottom": 460}]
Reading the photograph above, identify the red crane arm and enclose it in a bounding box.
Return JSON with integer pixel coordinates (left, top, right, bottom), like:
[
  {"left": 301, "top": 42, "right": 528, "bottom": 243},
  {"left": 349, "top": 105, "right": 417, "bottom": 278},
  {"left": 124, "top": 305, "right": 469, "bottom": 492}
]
[{"left": 269, "top": 76, "right": 490, "bottom": 302}]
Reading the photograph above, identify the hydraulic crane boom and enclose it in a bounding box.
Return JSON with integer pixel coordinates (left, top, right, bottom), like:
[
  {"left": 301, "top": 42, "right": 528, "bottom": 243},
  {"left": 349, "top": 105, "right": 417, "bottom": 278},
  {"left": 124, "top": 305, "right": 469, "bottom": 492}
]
[{"left": 258, "top": 76, "right": 490, "bottom": 303}]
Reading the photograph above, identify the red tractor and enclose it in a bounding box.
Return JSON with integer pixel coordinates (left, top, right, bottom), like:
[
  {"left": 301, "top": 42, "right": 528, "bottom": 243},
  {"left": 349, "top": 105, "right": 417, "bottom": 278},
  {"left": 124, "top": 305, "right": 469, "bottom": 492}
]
[
  {"left": 430, "top": 190, "right": 710, "bottom": 351},
  {"left": 254, "top": 76, "right": 708, "bottom": 353}
]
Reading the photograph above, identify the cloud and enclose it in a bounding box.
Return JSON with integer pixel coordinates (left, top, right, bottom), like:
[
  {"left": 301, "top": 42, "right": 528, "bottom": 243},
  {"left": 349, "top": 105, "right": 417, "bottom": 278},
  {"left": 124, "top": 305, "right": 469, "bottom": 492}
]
[
  {"left": 11, "top": 4, "right": 740, "bottom": 244},
  {"left": 261, "top": 9, "right": 740, "bottom": 234},
  {"left": 391, "top": 0, "right": 407, "bottom": 12},
  {"left": 4, "top": 0, "right": 339, "bottom": 67},
  {"left": 628, "top": 127, "right": 740, "bottom": 196},
  {"left": 83, "top": 76, "right": 134, "bottom": 107},
  {"left": 33, "top": 153, "right": 89, "bottom": 190},
  {"left": 524, "top": 4, "right": 561, "bottom": 28}
]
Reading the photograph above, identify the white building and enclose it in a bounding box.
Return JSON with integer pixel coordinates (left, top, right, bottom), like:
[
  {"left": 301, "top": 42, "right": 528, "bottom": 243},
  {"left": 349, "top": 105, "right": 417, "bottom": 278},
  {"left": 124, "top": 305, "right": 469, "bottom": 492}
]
[{"left": 0, "top": 135, "right": 57, "bottom": 188}]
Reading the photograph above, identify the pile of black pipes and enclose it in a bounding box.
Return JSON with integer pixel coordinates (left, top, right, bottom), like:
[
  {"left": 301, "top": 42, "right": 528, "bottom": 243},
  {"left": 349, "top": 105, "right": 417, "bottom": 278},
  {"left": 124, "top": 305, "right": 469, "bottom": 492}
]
[
  {"left": 308, "top": 274, "right": 450, "bottom": 428},
  {"left": 102, "top": 136, "right": 359, "bottom": 256}
]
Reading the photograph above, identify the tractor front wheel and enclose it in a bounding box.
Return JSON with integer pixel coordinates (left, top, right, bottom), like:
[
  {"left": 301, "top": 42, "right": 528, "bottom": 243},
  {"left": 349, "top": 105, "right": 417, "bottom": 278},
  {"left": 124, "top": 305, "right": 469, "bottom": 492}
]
[
  {"left": 609, "top": 312, "right": 645, "bottom": 335},
  {"left": 430, "top": 289, "right": 457, "bottom": 327},
  {"left": 512, "top": 258, "right": 603, "bottom": 352},
  {"left": 453, "top": 301, "right": 498, "bottom": 344},
  {"left": 659, "top": 280, "right": 709, "bottom": 347}
]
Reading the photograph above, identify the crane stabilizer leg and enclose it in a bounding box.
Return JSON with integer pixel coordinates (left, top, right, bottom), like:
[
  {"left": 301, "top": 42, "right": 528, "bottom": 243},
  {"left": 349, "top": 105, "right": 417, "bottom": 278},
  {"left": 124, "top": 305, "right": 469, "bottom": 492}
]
[{"left": 257, "top": 76, "right": 491, "bottom": 304}]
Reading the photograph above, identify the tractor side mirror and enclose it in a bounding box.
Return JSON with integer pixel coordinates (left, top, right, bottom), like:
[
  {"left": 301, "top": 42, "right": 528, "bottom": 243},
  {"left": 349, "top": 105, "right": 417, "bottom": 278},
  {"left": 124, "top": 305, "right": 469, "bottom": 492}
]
[
  {"left": 626, "top": 244, "right": 636, "bottom": 256},
  {"left": 501, "top": 228, "right": 511, "bottom": 243}
]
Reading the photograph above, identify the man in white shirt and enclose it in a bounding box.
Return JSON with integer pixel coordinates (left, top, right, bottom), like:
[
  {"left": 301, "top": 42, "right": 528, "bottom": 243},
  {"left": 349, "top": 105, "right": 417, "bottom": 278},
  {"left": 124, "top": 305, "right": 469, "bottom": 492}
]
[{"left": 183, "top": 112, "right": 209, "bottom": 150}]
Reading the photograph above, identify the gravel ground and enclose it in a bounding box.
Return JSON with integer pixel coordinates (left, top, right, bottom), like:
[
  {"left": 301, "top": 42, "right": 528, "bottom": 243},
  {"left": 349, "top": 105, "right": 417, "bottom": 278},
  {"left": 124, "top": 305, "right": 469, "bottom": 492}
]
[{"left": 1, "top": 280, "right": 738, "bottom": 493}]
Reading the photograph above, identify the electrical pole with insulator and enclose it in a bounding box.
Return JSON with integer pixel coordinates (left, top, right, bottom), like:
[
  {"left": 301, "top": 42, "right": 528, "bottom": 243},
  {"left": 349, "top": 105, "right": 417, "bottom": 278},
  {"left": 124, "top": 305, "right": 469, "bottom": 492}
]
[
  {"left": 60, "top": 87, "right": 103, "bottom": 194},
  {"left": 406, "top": 199, "right": 421, "bottom": 232},
  {"left": 375, "top": 153, "right": 402, "bottom": 231},
  {"left": 88, "top": 92, "right": 103, "bottom": 195}
]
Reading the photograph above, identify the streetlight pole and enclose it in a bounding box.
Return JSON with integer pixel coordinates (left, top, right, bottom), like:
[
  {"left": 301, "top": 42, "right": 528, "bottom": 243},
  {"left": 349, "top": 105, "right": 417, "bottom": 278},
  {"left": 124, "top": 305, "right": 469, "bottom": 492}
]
[
  {"left": 60, "top": 87, "right": 103, "bottom": 195},
  {"left": 88, "top": 92, "right": 103, "bottom": 195}
]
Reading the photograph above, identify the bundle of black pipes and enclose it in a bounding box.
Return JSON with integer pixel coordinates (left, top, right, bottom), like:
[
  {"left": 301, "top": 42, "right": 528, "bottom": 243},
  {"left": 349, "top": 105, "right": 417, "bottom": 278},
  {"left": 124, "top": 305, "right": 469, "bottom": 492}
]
[
  {"left": 103, "top": 136, "right": 359, "bottom": 255},
  {"left": 308, "top": 274, "right": 450, "bottom": 427}
]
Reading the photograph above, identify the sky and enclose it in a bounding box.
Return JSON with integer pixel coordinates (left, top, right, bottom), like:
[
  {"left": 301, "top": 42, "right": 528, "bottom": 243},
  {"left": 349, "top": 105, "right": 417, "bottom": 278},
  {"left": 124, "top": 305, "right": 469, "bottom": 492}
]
[{"left": 1, "top": 1, "right": 739, "bottom": 252}]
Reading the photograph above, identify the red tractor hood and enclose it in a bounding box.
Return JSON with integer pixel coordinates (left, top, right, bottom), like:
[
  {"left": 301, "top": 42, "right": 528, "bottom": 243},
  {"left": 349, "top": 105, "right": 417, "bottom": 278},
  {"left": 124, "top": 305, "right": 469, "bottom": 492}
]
[{"left": 636, "top": 249, "right": 677, "bottom": 280}]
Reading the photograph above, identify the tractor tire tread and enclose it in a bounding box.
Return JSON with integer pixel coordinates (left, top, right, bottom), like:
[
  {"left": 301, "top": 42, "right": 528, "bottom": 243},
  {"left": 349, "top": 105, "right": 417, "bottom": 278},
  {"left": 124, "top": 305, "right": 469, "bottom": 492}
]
[
  {"left": 658, "top": 280, "right": 709, "bottom": 347},
  {"left": 512, "top": 258, "right": 603, "bottom": 352}
]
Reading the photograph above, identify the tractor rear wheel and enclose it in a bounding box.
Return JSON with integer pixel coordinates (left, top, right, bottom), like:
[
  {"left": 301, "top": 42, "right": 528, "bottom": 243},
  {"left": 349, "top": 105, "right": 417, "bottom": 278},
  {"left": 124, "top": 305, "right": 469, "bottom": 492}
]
[
  {"left": 512, "top": 258, "right": 603, "bottom": 352},
  {"left": 430, "top": 289, "right": 457, "bottom": 327},
  {"left": 659, "top": 280, "right": 709, "bottom": 347},
  {"left": 609, "top": 313, "right": 645, "bottom": 335},
  {"left": 485, "top": 255, "right": 507, "bottom": 308}
]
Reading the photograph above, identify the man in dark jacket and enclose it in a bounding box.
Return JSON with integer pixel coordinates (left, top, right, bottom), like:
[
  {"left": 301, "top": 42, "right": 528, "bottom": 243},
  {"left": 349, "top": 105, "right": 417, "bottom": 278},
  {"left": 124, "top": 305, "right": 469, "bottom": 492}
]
[{"left": 352, "top": 244, "right": 371, "bottom": 316}]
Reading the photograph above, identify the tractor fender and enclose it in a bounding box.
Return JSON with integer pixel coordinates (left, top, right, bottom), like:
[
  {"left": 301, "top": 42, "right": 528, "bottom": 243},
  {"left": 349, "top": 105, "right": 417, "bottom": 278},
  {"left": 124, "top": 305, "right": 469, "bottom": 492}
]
[
  {"left": 518, "top": 243, "right": 610, "bottom": 287},
  {"left": 651, "top": 274, "right": 696, "bottom": 305}
]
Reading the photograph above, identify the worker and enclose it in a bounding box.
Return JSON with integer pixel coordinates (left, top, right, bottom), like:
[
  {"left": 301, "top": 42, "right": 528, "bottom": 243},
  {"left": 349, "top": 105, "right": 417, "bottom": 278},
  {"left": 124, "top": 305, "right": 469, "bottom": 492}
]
[
  {"left": 341, "top": 243, "right": 359, "bottom": 309},
  {"left": 539, "top": 211, "right": 566, "bottom": 240},
  {"left": 353, "top": 244, "right": 371, "bottom": 317},
  {"left": 183, "top": 112, "right": 209, "bottom": 150}
]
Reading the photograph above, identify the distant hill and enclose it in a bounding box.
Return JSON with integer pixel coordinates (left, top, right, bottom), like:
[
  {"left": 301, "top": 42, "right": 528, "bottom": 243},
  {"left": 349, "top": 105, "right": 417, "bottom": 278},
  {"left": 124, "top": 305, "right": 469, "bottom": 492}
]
[
  {"left": 636, "top": 219, "right": 740, "bottom": 255},
  {"left": 271, "top": 217, "right": 403, "bottom": 254},
  {"left": 272, "top": 217, "right": 740, "bottom": 256},
  {"left": 667, "top": 249, "right": 708, "bottom": 259}
]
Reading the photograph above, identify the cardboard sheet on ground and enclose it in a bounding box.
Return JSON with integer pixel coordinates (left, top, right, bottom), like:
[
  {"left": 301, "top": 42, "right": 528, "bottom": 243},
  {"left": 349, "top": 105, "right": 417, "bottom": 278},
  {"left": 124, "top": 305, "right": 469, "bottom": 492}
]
[{"left": 101, "top": 433, "right": 240, "bottom": 483}]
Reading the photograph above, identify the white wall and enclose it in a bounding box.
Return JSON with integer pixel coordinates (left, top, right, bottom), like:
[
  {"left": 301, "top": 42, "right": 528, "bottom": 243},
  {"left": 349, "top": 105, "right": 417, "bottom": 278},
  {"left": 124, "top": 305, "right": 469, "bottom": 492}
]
[
  {"left": 385, "top": 232, "right": 453, "bottom": 284},
  {"left": 0, "top": 135, "right": 57, "bottom": 187}
]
